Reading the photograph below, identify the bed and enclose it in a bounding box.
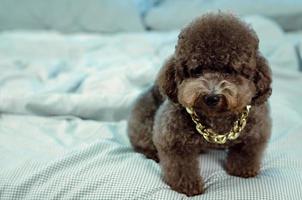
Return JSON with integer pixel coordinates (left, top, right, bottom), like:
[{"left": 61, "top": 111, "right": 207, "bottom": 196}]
[{"left": 0, "top": 5, "right": 302, "bottom": 200}]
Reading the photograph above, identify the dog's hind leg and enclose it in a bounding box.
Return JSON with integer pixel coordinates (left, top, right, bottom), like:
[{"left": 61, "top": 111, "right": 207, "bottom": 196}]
[{"left": 127, "top": 86, "right": 163, "bottom": 162}]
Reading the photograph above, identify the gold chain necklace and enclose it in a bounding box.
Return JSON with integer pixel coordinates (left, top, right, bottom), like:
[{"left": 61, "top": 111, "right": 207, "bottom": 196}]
[{"left": 186, "top": 105, "right": 251, "bottom": 144}]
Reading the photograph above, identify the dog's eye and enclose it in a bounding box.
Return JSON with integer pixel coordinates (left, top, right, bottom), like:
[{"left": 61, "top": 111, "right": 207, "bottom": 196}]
[
  {"left": 182, "top": 65, "right": 190, "bottom": 78},
  {"left": 224, "top": 68, "right": 235, "bottom": 75},
  {"left": 190, "top": 66, "right": 203, "bottom": 77}
]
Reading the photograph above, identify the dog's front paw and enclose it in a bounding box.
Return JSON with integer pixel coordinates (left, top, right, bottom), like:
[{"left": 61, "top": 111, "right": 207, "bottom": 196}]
[
  {"left": 226, "top": 160, "right": 260, "bottom": 178},
  {"left": 167, "top": 177, "right": 204, "bottom": 196}
]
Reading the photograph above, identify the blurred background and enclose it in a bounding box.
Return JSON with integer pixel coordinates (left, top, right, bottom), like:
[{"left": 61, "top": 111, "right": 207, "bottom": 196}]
[
  {"left": 0, "top": 0, "right": 301, "bottom": 32},
  {"left": 0, "top": 0, "right": 302, "bottom": 33}
]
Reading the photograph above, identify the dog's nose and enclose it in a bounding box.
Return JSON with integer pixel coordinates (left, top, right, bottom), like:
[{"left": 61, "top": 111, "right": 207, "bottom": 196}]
[{"left": 204, "top": 94, "right": 220, "bottom": 107}]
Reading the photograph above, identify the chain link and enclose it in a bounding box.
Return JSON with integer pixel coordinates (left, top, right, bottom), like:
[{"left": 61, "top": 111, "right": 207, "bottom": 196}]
[{"left": 186, "top": 105, "right": 251, "bottom": 144}]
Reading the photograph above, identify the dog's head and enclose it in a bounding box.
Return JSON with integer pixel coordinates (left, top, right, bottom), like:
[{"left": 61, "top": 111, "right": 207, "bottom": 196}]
[{"left": 157, "top": 13, "right": 272, "bottom": 116}]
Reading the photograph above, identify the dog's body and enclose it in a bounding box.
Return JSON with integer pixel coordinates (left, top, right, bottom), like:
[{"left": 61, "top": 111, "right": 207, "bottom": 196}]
[{"left": 128, "top": 13, "right": 272, "bottom": 196}]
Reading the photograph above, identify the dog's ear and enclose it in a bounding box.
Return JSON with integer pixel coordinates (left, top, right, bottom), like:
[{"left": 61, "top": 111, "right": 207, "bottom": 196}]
[
  {"left": 251, "top": 54, "right": 272, "bottom": 105},
  {"left": 156, "top": 56, "right": 178, "bottom": 103}
]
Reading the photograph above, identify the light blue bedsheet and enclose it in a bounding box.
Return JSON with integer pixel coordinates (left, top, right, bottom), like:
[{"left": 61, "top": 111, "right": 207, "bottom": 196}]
[{"left": 0, "top": 16, "right": 302, "bottom": 199}]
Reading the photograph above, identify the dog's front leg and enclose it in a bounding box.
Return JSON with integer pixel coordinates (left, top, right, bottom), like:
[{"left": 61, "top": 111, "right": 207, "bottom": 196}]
[
  {"left": 153, "top": 102, "right": 204, "bottom": 196},
  {"left": 225, "top": 140, "right": 267, "bottom": 178},
  {"left": 156, "top": 146, "right": 204, "bottom": 196}
]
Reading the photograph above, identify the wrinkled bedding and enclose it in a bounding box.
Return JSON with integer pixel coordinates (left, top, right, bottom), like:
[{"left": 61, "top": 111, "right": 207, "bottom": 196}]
[{"left": 0, "top": 16, "right": 302, "bottom": 200}]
